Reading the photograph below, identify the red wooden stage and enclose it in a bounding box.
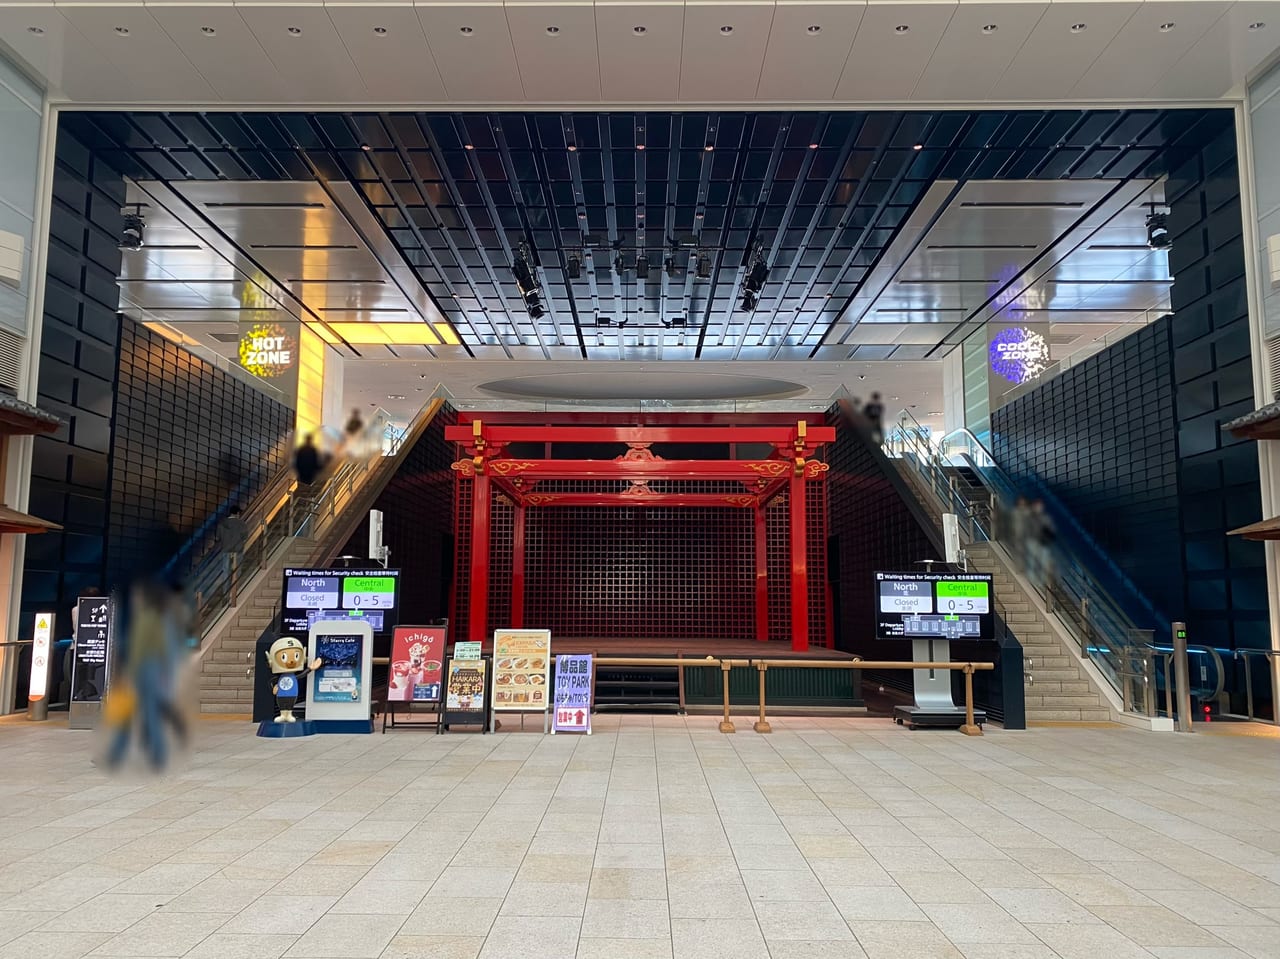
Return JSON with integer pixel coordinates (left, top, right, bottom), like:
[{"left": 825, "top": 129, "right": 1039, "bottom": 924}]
[{"left": 446, "top": 417, "right": 835, "bottom": 652}]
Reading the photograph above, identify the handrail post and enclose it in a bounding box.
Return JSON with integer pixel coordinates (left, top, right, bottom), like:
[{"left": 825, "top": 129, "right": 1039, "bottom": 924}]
[
  {"left": 959, "top": 664, "right": 982, "bottom": 736},
  {"left": 719, "top": 660, "right": 735, "bottom": 733},
  {"left": 1172, "top": 621, "right": 1195, "bottom": 733},
  {"left": 753, "top": 662, "right": 771, "bottom": 733}
]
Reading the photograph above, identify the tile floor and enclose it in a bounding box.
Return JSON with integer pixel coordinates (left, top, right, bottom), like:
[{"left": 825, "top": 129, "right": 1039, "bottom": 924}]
[{"left": 0, "top": 715, "right": 1278, "bottom": 959}]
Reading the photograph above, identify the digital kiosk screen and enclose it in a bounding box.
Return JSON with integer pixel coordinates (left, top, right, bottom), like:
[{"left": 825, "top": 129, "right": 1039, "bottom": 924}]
[
  {"left": 874, "top": 571, "right": 995, "bottom": 640},
  {"left": 281, "top": 568, "right": 400, "bottom": 636}
]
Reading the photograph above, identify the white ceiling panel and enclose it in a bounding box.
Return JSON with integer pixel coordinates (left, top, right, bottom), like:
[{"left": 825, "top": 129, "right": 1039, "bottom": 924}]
[
  {"left": 595, "top": 3, "right": 686, "bottom": 102},
  {"left": 0, "top": 6, "right": 132, "bottom": 100},
  {"left": 992, "top": 2, "right": 1140, "bottom": 101},
  {"left": 1070, "top": 2, "right": 1230, "bottom": 100},
  {"left": 1148, "top": 3, "right": 1280, "bottom": 98},
  {"left": 237, "top": 6, "right": 368, "bottom": 102},
  {"left": 834, "top": 2, "right": 956, "bottom": 102},
  {"left": 505, "top": 3, "right": 602, "bottom": 101},
  {"left": 757, "top": 2, "right": 864, "bottom": 101},
  {"left": 679, "top": 2, "right": 775, "bottom": 102},
  {"left": 146, "top": 6, "right": 289, "bottom": 103},
  {"left": 416, "top": 4, "right": 525, "bottom": 101},
  {"left": 55, "top": 5, "right": 218, "bottom": 101},
  {"left": 912, "top": 3, "right": 1046, "bottom": 101},
  {"left": 325, "top": 5, "right": 448, "bottom": 103}
]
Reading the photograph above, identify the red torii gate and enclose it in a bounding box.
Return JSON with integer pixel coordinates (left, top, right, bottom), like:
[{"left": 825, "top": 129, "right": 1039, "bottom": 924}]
[{"left": 445, "top": 420, "right": 834, "bottom": 651}]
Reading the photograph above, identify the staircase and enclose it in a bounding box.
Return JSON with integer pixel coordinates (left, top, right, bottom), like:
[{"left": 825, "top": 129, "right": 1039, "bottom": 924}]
[
  {"left": 193, "top": 395, "right": 447, "bottom": 715},
  {"left": 963, "top": 543, "right": 1111, "bottom": 723}
]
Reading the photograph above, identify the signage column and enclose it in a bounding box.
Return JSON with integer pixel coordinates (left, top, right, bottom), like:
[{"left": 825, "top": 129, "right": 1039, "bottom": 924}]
[
  {"left": 70, "top": 594, "right": 115, "bottom": 729},
  {"left": 27, "top": 612, "right": 54, "bottom": 721}
]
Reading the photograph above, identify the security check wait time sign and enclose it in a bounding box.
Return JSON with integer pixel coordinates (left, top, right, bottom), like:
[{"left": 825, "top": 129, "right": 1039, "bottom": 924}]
[{"left": 552, "top": 653, "right": 592, "bottom": 734}]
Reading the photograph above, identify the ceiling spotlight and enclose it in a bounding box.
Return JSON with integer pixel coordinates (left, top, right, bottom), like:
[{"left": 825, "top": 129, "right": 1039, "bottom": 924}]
[
  {"left": 512, "top": 244, "right": 538, "bottom": 295},
  {"left": 894, "top": 24, "right": 910, "bottom": 33},
  {"left": 809, "top": 142, "right": 819, "bottom": 150},
  {"left": 528, "top": 304, "right": 546, "bottom": 320},
  {"left": 913, "top": 143, "right": 924, "bottom": 151},
  {"left": 1070, "top": 22, "right": 1087, "bottom": 32},
  {"left": 373, "top": 26, "right": 387, "bottom": 35},
  {"left": 741, "top": 291, "right": 758, "bottom": 312},
  {"left": 567, "top": 253, "right": 582, "bottom": 279},
  {"left": 665, "top": 256, "right": 678, "bottom": 279},
  {"left": 981, "top": 23, "right": 998, "bottom": 33},
  {"left": 546, "top": 25, "right": 560, "bottom": 34},
  {"left": 597, "top": 316, "right": 613, "bottom": 327},
  {"left": 287, "top": 25, "right": 302, "bottom": 35},
  {"left": 705, "top": 144, "right": 714, "bottom": 152},
  {"left": 114, "top": 26, "right": 130, "bottom": 35},
  {"left": 1146, "top": 210, "right": 1171, "bottom": 250},
  {"left": 463, "top": 143, "right": 474, "bottom": 150},
  {"left": 720, "top": 25, "right": 734, "bottom": 34},
  {"left": 1249, "top": 21, "right": 1266, "bottom": 30},
  {"left": 636, "top": 254, "right": 650, "bottom": 279},
  {"left": 806, "top": 25, "right": 822, "bottom": 34},
  {"left": 614, "top": 253, "right": 626, "bottom": 274},
  {"left": 27, "top": 25, "right": 44, "bottom": 34},
  {"left": 388, "top": 394, "right": 406, "bottom": 401},
  {"left": 119, "top": 206, "right": 145, "bottom": 252},
  {"left": 633, "top": 25, "right": 647, "bottom": 34},
  {"left": 567, "top": 143, "right": 577, "bottom": 152},
  {"left": 746, "top": 255, "right": 769, "bottom": 292},
  {"left": 1159, "top": 21, "right": 1175, "bottom": 31},
  {"left": 577, "top": 212, "right": 587, "bottom": 220},
  {"left": 670, "top": 317, "right": 687, "bottom": 327},
  {"left": 694, "top": 212, "right": 704, "bottom": 220},
  {"left": 696, "top": 252, "right": 711, "bottom": 278},
  {"left": 928, "top": 411, "right": 943, "bottom": 416},
  {"left": 360, "top": 143, "right": 372, "bottom": 152},
  {"left": 201, "top": 25, "right": 216, "bottom": 35},
  {"left": 460, "top": 25, "right": 474, "bottom": 35},
  {"left": 636, "top": 143, "right": 645, "bottom": 151}
]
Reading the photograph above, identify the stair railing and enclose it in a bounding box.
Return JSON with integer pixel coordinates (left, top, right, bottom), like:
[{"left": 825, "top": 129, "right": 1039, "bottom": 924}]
[
  {"left": 188, "top": 392, "right": 450, "bottom": 640},
  {"left": 884, "top": 409, "right": 1163, "bottom": 703}
]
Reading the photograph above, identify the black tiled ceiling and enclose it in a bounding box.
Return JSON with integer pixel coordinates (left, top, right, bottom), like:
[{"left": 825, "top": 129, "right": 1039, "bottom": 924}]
[{"left": 62, "top": 109, "right": 1232, "bottom": 360}]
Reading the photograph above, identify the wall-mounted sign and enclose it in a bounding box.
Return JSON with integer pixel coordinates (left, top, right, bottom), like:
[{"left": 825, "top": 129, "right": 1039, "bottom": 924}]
[
  {"left": 239, "top": 322, "right": 296, "bottom": 378},
  {"left": 988, "top": 326, "right": 1050, "bottom": 385}
]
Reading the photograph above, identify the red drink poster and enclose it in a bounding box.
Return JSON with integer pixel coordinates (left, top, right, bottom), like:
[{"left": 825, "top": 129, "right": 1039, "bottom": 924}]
[{"left": 388, "top": 626, "right": 446, "bottom": 702}]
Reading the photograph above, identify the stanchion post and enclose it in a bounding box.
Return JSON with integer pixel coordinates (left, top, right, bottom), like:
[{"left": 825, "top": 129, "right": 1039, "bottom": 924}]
[
  {"left": 1172, "top": 621, "right": 1194, "bottom": 733},
  {"left": 719, "top": 660, "right": 735, "bottom": 733},
  {"left": 753, "top": 662, "right": 771, "bottom": 733},
  {"left": 959, "top": 664, "right": 983, "bottom": 736}
]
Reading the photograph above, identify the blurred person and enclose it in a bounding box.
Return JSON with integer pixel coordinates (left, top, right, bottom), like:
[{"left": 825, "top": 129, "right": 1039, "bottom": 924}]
[
  {"left": 863, "top": 392, "right": 885, "bottom": 444},
  {"left": 1011, "top": 496, "right": 1032, "bottom": 571},
  {"left": 102, "top": 580, "right": 190, "bottom": 772},
  {"left": 343, "top": 408, "right": 367, "bottom": 456},
  {"left": 1031, "top": 499, "right": 1057, "bottom": 602},
  {"left": 216, "top": 505, "right": 249, "bottom": 594}
]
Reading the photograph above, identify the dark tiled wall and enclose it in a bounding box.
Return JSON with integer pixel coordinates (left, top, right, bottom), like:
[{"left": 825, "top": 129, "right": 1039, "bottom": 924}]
[
  {"left": 107, "top": 322, "right": 294, "bottom": 585},
  {"left": 342, "top": 404, "right": 458, "bottom": 627},
  {"left": 22, "top": 129, "right": 125, "bottom": 628},
  {"left": 825, "top": 413, "right": 941, "bottom": 658},
  {"left": 991, "top": 324, "right": 1184, "bottom": 619},
  {"left": 992, "top": 122, "right": 1266, "bottom": 656}
]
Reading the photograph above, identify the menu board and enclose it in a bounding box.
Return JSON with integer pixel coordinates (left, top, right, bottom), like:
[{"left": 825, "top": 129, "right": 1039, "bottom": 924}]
[
  {"left": 492, "top": 629, "right": 551, "bottom": 713},
  {"left": 445, "top": 659, "right": 487, "bottom": 712},
  {"left": 874, "top": 571, "right": 995, "bottom": 640},
  {"left": 71, "top": 595, "right": 114, "bottom": 704},
  {"left": 389, "top": 626, "right": 445, "bottom": 702},
  {"left": 552, "top": 654, "right": 592, "bottom": 734}
]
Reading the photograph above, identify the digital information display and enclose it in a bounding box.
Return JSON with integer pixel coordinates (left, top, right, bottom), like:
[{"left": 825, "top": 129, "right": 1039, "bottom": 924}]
[
  {"left": 282, "top": 568, "right": 400, "bottom": 636},
  {"left": 874, "top": 571, "right": 995, "bottom": 640}
]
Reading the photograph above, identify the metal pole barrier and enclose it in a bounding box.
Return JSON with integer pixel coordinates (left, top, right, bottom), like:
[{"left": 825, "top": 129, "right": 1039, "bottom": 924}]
[
  {"left": 959, "top": 664, "right": 982, "bottom": 736},
  {"left": 1163, "top": 655, "right": 1174, "bottom": 719},
  {"left": 1172, "top": 621, "right": 1195, "bottom": 733},
  {"left": 1239, "top": 652, "right": 1254, "bottom": 721},
  {"left": 719, "top": 660, "right": 735, "bottom": 733},
  {"left": 753, "top": 663, "right": 771, "bottom": 733}
]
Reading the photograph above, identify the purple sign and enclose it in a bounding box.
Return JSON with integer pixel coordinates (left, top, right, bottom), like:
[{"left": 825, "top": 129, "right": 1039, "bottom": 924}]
[
  {"left": 989, "top": 326, "right": 1050, "bottom": 385},
  {"left": 552, "top": 654, "right": 592, "bottom": 734}
]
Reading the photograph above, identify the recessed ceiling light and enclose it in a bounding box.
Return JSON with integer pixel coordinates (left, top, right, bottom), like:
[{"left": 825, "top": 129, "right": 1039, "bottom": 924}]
[
  {"left": 928, "top": 410, "right": 943, "bottom": 416},
  {"left": 388, "top": 394, "right": 405, "bottom": 401},
  {"left": 200, "top": 25, "right": 216, "bottom": 36},
  {"left": 981, "top": 24, "right": 998, "bottom": 34},
  {"left": 459, "top": 25, "right": 474, "bottom": 35},
  {"left": 546, "top": 25, "right": 560, "bottom": 35},
  {"left": 567, "top": 143, "right": 577, "bottom": 152},
  {"left": 1070, "top": 22, "right": 1087, "bottom": 33},
  {"left": 27, "top": 25, "right": 44, "bottom": 34},
  {"left": 809, "top": 142, "right": 819, "bottom": 149},
  {"left": 114, "top": 26, "right": 130, "bottom": 35},
  {"left": 636, "top": 143, "right": 645, "bottom": 150},
  {"left": 1159, "top": 21, "right": 1175, "bottom": 31},
  {"left": 373, "top": 26, "right": 387, "bottom": 35},
  {"left": 1249, "top": 21, "right": 1266, "bottom": 30},
  {"left": 720, "top": 25, "right": 734, "bottom": 34},
  {"left": 633, "top": 25, "right": 647, "bottom": 34},
  {"left": 806, "top": 25, "right": 822, "bottom": 34},
  {"left": 287, "top": 25, "right": 302, "bottom": 36},
  {"left": 578, "top": 212, "right": 587, "bottom": 219},
  {"left": 891, "top": 396, "right": 899, "bottom": 401},
  {"left": 360, "top": 143, "right": 372, "bottom": 152},
  {"left": 894, "top": 24, "right": 910, "bottom": 33},
  {"left": 695, "top": 212, "right": 704, "bottom": 219},
  {"left": 913, "top": 143, "right": 923, "bottom": 151},
  {"left": 705, "top": 144, "right": 714, "bottom": 152}
]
